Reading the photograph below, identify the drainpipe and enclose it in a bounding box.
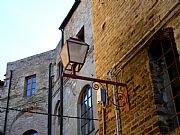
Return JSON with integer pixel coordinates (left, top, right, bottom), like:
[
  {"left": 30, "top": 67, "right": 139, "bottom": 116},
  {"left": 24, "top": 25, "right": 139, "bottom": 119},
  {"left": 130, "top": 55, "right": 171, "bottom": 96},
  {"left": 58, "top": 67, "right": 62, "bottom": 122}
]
[
  {"left": 101, "top": 85, "right": 107, "bottom": 135},
  {"left": 4, "top": 70, "right": 13, "bottom": 135},
  {"left": 108, "top": 70, "right": 122, "bottom": 135},
  {"left": 102, "top": 105, "right": 106, "bottom": 135},
  {"left": 48, "top": 63, "right": 52, "bottom": 135},
  {"left": 58, "top": 1, "right": 80, "bottom": 134},
  {"left": 59, "top": 28, "right": 64, "bottom": 135}
]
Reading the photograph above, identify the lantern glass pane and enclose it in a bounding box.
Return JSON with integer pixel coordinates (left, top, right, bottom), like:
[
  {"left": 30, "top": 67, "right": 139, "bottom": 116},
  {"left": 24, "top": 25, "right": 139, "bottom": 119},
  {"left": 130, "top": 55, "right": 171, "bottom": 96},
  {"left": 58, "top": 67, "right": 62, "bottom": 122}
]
[
  {"left": 68, "top": 42, "right": 88, "bottom": 64},
  {"left": 60, "top": 43, "right": 69, "bottom": 69}
]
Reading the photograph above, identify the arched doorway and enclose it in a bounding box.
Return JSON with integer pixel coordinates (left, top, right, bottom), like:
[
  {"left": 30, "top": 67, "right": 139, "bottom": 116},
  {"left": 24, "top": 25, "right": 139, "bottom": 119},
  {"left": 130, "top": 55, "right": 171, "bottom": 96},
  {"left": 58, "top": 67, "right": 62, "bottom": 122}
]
[{"left": 22, "top": 129, "right": 38, "bottom": 135}]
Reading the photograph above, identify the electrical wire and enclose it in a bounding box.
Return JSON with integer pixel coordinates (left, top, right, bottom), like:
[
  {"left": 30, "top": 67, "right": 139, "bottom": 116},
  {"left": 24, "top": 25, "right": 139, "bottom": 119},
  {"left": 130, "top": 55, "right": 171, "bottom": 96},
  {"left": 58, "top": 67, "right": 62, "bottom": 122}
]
[
  {"left": 0, "top": 106, "right": 98, "bottom": 121},
  {"left": 9, "top": 98, "right": 47, "bottom": 109}
]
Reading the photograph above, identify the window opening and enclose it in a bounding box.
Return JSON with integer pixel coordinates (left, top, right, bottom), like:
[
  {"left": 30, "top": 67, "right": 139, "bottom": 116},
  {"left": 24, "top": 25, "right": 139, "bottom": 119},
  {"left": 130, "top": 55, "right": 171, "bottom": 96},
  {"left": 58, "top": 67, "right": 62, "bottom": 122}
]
[
  {"left": 149, "top": 28, "right": 180, "bottom": 133},
  {"left": 57, "top": 62, "right": 61, "bottom": 79},
  {"left": 81, "top": 85, "right": 94, "bottom": 135},
  {"left": 22, "top": 129, "right": 38, "bottom": 135},
  {"left": 25, "top": 75, "right": 36, "bottom": 97}
]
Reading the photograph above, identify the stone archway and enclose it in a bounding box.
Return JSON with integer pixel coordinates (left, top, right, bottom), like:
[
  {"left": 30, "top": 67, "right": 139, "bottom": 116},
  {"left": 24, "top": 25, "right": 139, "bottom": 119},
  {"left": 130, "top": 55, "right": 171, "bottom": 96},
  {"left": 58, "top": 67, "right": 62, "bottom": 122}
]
[
  {"left": 22, "top": 129, "right": 38, "bottom": 135},
  {"left": 9, "top": 108, "right": 47, "bottom": 135}
]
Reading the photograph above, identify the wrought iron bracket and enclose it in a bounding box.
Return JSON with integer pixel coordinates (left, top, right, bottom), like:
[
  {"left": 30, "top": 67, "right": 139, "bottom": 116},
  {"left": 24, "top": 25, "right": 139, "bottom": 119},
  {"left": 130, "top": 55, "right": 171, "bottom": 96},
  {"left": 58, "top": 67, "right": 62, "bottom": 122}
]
[
  {"left": 63, "top": 73, "right": 126, "bottom": 87},
  {"left": 62, "top": 72, "right": 129, "bottom": 112}
]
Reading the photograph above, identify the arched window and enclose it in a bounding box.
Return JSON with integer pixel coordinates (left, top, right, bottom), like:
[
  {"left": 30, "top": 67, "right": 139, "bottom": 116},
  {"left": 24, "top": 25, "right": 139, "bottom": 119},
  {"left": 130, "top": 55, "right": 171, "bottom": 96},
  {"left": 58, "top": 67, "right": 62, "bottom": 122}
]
[
  {"left": 80, "top": 85, "right": 94, "bottom": 135},
  {"left": 22, "top": 129, "right": 38, "bottom": 135}
]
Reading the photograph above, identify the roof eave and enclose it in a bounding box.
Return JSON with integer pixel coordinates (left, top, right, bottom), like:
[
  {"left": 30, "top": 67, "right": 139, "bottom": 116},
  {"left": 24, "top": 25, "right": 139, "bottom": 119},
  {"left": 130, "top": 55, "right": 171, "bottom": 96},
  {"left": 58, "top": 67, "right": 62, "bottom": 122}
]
[{"left": 59, "top": 0, "right": 81, "bottom": 30}]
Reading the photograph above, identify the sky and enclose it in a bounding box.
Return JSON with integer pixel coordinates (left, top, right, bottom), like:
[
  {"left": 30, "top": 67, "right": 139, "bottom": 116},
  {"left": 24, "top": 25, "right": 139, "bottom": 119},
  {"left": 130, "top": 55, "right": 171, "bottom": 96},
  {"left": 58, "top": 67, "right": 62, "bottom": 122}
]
[{"left": 0, "top": 0, "right": 74, "bottom": 80}]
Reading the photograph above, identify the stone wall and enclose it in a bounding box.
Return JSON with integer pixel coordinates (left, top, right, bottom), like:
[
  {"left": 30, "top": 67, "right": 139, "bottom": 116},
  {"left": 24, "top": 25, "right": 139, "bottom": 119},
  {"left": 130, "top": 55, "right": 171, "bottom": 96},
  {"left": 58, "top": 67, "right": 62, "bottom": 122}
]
[
  {"left": 52, "top": 0, "right": 99, "bottom": 135},
  {"left": 0, "top": 50, "right": 56, "bottom": 135},
  {"left": 92, "top": 0, "right": 179, "bottom": 135},
  {"left": 0, "top": 81, "right": 4, "bottom": 133}
]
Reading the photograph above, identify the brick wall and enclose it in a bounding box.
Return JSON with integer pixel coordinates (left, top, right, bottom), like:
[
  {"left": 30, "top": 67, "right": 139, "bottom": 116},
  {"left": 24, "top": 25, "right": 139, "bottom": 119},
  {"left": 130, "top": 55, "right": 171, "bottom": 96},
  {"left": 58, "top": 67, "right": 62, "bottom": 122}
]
[
  {"left": 92, "top": 0, "right": 179, "bottom": 135},
  {"left": 92, "top": 0, "right": 179, "bottom": 78}
]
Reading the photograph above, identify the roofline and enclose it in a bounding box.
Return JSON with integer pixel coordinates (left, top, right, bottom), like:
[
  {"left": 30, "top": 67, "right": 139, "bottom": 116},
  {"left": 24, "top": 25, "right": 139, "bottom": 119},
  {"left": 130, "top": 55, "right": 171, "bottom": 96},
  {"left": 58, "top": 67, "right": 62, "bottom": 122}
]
[{"left": 59, "top": 0, "right": 81, "bottom": 30}]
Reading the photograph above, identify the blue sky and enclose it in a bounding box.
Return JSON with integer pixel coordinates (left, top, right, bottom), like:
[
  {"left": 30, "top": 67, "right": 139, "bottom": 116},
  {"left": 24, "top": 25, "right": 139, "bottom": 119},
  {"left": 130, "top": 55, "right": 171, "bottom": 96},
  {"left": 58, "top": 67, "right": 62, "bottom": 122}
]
[{"left": 0, "top": 0, "right": 74, "bottom": 80}]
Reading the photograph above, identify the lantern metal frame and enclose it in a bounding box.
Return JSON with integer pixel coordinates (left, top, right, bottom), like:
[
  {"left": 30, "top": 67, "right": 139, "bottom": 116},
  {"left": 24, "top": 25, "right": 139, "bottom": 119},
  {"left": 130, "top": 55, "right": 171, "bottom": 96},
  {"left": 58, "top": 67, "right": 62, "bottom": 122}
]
[{"left": 60, "top": 37, "right": 89, "bottom": 73}]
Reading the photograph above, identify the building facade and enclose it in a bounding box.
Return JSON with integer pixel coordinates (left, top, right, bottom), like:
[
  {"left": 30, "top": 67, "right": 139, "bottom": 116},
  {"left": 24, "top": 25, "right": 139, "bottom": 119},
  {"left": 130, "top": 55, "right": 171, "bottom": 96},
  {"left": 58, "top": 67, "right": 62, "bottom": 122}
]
[
  {"left": 0, "top": 0, "right": 99, "bottom": 135},
  {"left": 0, "top": 50, "right": 55, "bottom": 135},
  {"left": 92, "top": 0, "right": 179, "bottom": 135},
  {"left": 1, "top": 0, "right": 179, "bottom": 135}
]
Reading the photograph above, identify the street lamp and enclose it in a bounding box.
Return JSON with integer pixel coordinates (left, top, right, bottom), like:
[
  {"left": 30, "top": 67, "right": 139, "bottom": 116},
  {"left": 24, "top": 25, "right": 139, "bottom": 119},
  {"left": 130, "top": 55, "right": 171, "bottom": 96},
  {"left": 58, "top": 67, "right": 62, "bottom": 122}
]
[
  {"left": 60, "top": 37, "right": 89, "bottom": 74},
  {"left": 60, "top": 37, "right": 129, "bottom": 111}
]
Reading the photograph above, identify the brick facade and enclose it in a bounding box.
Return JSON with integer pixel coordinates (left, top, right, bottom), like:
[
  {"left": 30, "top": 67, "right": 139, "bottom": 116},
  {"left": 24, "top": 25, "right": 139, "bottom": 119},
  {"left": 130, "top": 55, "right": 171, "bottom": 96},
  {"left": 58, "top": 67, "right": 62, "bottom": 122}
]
[{"left": 92, "top": 0, "right": 179, "bottom": 135}]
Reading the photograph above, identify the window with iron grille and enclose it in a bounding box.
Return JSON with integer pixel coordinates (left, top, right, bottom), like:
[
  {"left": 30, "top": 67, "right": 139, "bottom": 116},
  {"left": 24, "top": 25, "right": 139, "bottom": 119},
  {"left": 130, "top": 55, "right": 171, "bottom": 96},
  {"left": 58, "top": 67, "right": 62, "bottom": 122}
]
[
  {"left": 149, "top": 28, "right": 180, "bottom": 133},
  {"left": 25, "top": 75, "right": 36, "bottom": 97},
  {"left": 81, "top": 85, "right": 94, "bottom": 135}
]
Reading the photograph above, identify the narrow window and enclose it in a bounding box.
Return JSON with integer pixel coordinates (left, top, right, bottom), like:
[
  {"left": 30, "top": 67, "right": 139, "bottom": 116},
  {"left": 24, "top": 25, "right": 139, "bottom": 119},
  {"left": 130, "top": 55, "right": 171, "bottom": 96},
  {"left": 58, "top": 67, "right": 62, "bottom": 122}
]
[
  {"left": 57, "top": 62, "right": 61, "bottom": 79},
  {"left": 81, "top": 85, "right": 94, "bottom": 135},
  {"left": 149, "top": 28, "right": 180, "bottom": 133},
  {"left": 25, "top": 75, "right": 36, "bottom": 97}
]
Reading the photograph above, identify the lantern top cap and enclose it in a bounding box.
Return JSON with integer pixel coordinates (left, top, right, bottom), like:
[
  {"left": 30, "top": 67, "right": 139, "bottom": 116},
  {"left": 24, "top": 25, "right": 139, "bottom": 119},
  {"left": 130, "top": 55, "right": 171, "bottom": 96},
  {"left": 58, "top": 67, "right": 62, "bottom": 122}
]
[
  {"left": 67, "top": 37, "right": 88, "bottom": 45},
  {"left": 68, "top": 37, "right": 80, "bottom": 41}
]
